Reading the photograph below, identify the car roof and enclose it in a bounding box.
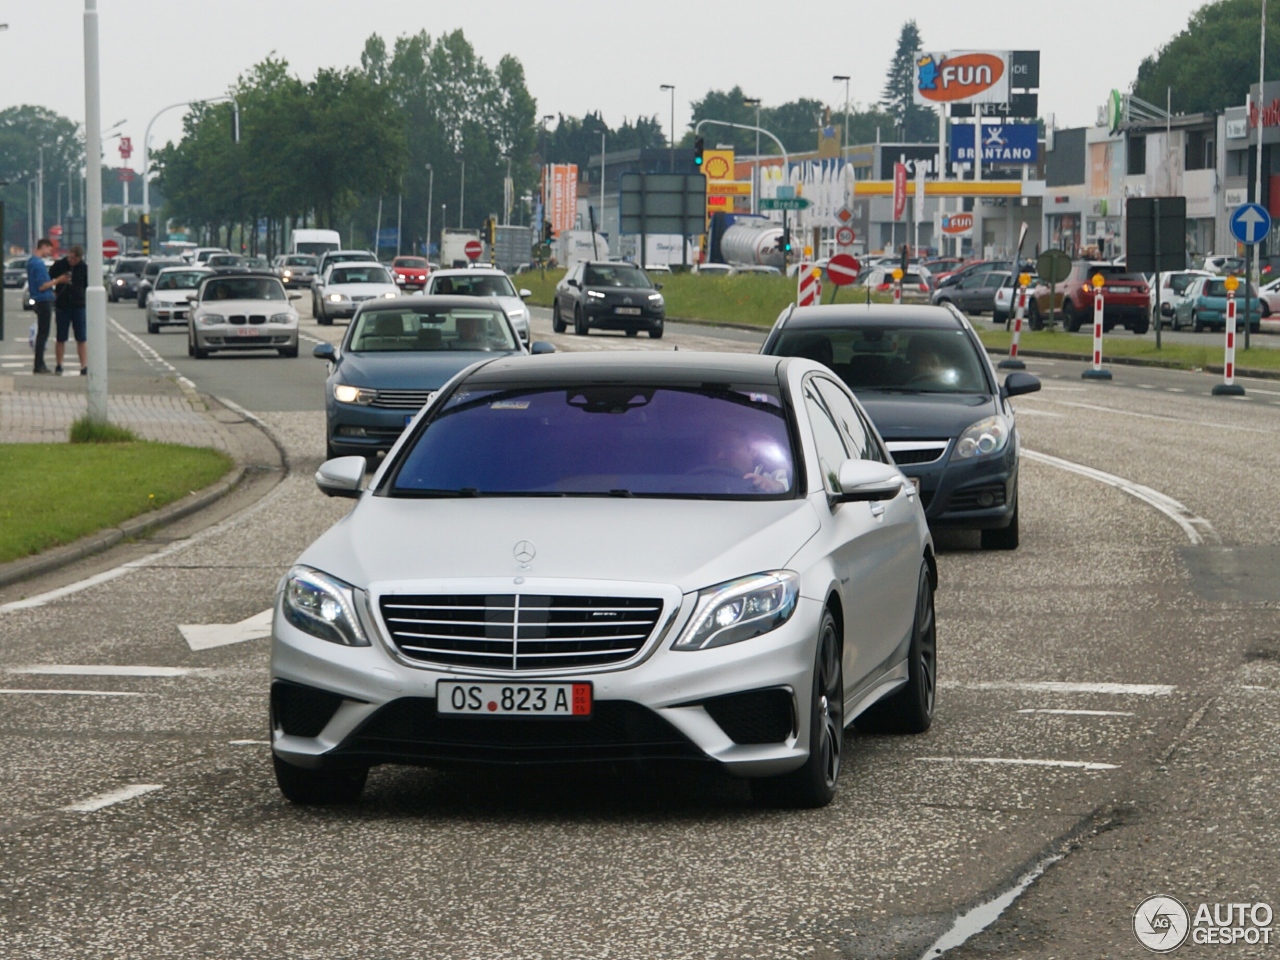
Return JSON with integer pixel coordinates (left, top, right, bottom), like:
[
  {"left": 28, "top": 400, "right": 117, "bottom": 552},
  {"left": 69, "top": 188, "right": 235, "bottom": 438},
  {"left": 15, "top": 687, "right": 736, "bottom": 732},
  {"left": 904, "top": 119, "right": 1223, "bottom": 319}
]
[
  {"left": 355, "top": 294, "right": 505, "bottom": 312},
  {"left": 328, "top": 260, "right": 386, "bottom": 270},
  {"left": 197, "top": 269, "right": 282, "bottom": 283},
  {"left": 463, "top": 351, "right": 784, "bottom": 387},
  {"left": 158, "top": 265, "right": 211, "bottom": 274},
  {"left": 783, "top": 304, "right": 967, "bottom": 330},
  {"left": 432, "top": 267, "right": 511, "bottom": 278}
]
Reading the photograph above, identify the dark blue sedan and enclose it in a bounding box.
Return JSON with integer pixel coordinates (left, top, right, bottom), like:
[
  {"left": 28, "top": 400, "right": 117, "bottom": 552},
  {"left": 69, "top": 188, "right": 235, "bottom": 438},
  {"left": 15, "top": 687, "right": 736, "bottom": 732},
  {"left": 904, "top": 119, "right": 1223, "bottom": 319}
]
[
  {"left": 316, "top": 296, "right": 553, "bottom": 464},
  {"left": 760, "top": 303, "right": 1040, "bottom": 549}
]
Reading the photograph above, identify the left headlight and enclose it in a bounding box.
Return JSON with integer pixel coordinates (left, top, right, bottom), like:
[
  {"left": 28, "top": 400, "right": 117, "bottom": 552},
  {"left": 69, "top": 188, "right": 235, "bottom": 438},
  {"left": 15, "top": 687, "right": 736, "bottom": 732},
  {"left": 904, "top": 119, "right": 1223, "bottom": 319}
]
[
  {"left": 280, "top": 566, "right": 370, "bottom": 646},
  {"left": 270, "top": 312, "right": 296, "bottom": 324},
  {"left": 586, "top": 289, "right": 606, "bottom": 299},
  {"left": 328, "top": 293, "right": 344, "bottom": 302},
  {"left": 383, "top": 291, "right": 397, "bottom": 298},
  {"left": 672, "top": 571, "right": 800, "bottom": 651},
  {"left": 648, "top": 293, "right": 663, "bottom": 302},
  {"left": 952, "top": 415, "right": 1011, "bottom": 460}
]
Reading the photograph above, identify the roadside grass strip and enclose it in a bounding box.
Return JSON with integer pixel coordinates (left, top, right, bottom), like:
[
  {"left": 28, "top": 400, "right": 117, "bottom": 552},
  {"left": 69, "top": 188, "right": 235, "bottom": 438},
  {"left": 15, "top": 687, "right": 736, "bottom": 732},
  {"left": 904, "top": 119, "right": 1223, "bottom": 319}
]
[
  {"left": 979, "top": 327, "right": 1280, "bottom": 372},
  {"left": 0, "top": 442, "right": 234, "bottom": 564}
]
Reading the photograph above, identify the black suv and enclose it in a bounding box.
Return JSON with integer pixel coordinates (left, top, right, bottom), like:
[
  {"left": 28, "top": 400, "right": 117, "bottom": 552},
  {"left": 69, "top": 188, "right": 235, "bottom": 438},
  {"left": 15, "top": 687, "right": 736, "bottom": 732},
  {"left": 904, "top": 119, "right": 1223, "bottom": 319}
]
[
  {"left": 108, "top": 257, "right": 150, "bottom": 302},
  {"left": 552, "top": 261, "right": 665, "bottom": 338}
]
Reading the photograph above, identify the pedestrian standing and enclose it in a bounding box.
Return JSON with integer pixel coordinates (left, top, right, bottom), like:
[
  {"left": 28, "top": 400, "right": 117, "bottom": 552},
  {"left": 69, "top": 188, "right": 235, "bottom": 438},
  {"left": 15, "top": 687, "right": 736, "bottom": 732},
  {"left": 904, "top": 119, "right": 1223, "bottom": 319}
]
[
  {"left": 49, "top": 245, "right": 89, "bottom": 375},
  {"left": 27, "top": 239, "right": 57, "bottom": 374}
]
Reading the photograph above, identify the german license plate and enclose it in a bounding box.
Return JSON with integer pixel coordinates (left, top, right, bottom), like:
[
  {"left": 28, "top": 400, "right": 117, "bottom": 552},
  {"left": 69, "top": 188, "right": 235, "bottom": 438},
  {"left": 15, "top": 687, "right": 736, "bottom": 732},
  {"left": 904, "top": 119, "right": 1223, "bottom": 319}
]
[
  {"left": 437, "top": 680, "right": 592, "bottom": 717},
  {"left": 235, "top": 327, "right": 258, "bottom": 336},
  {"left": 616, "top": 306, "right": 641, "bottom": 316}
]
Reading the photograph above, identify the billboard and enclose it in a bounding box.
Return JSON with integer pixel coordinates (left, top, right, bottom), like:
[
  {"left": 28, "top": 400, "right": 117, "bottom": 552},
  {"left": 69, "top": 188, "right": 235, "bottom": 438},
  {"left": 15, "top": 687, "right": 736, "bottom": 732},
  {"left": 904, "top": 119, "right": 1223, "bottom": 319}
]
[
  {"left": 913, "top": 51, "right": 1010, "bottom": 106},
  {"left": 949, "top": 123, "right": 1039, "bottom": 165},
  {"left": 939, "top": 212, "right": 974, "bottom": 237},
  {"left": 542, "top": 164, "right": 578, "bottom": 237}
]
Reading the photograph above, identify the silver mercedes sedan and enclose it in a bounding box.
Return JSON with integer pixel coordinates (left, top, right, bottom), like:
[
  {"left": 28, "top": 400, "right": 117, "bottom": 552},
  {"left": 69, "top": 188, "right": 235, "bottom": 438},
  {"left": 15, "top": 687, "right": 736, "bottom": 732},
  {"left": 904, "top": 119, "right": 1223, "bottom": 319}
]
[{"left": 271, "top": 353, "right": 936, "bottom": 808}]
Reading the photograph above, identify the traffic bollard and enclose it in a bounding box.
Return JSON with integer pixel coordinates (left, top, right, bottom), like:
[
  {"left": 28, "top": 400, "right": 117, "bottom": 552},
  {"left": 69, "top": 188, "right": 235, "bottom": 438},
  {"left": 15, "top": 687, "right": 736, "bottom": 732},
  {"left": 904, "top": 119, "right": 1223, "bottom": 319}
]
[
  {"left": 1081, "top": 272, "right": 1113, "bottom": 381},
  {"left": 892, "top": 267, "right": 903, "bottom": 305},
  {"left": 1212, "top": 276, "right": 1247, "bottom": 397},
  {"left": 999, "top": 273, "right": 1030, "bottom": 370}
]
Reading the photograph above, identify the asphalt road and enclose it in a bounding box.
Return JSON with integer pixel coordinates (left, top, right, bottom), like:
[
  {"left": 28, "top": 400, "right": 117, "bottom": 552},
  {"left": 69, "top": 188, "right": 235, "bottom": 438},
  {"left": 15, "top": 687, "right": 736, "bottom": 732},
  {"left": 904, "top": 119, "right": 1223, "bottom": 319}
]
[{"left": 1, "top": 291, "right": 1277, "bottom": 958}]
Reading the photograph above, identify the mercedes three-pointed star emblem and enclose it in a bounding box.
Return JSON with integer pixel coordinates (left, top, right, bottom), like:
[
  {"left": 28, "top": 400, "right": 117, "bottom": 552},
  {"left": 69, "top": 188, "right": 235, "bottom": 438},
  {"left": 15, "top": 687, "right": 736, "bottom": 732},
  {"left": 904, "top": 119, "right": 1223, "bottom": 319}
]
[{"left": 513, "top": 540, "right": 536, "bottom": 564}]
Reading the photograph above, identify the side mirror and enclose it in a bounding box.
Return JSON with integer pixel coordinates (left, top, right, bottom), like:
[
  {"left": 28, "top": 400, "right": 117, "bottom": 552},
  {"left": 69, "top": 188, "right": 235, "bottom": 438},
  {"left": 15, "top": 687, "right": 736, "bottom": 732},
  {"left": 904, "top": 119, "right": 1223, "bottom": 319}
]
[
  {"left": 315, "top": 457, "right": 366, "bottom": 499},
  {"left": 312, "top": 343, "right": 336, "bottom": 361},
  {"left": 655, "top": 282, "right": 664, "bottom": 290},
  {"left": 186, "top": 295, "right": 198, "bottom": 303},
  {"left": 833, "top": 459, "right": 904, "bottom": 503},
  {"left": 567, "top": 278, "right": 579, "bottom": 288},
  {"left": 1001, "top": 372, "right": 1041, "bottom": 398},
  {"left": 288, "top": 292, "right": 302, "bottom": 300},
  {"left": 529, "top": 341, "right": 555, "bottom": 355},
  {"left": 518, "top": 288, "right": 532, "bottom": 299}
]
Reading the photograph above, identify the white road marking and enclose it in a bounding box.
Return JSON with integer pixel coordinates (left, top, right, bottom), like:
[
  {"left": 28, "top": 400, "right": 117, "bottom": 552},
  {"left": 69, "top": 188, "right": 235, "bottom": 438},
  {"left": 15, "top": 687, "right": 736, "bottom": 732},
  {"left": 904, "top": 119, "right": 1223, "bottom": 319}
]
[
  {"left": 1137, "top": 383, "right": 1155, "bottom": 389},
  {"left": 230, "top": 739, "right": 270, "bottom": 746},
  {"left": 0, "top": 688, "right": 154, "bottom": 697},
  {"left": 1011, "top": 407, "right": 1063, "bottom": 417},
  {"left": 1167, "top": 387, "right": 1186, "bottom": 392},
  {"left": 108, "top": 316, "right": 199, "bottom": 395},
  {"left": 1016, "top": 708, "right": 1135, "bottom": 717},
  {"left": 1247, "top": 386, "right": 1280, "bottom": 396},
  {"left": 1039, "top": 384, "right": 1086, "bottom": 392},
  {"left": 949, "top": 680, "right": 1175, "bottom": 696},
  {"left": 916, "top": 757, "right": 1119, "bottom": 771},
  {"left": 8, "top": 665, "right": 193, "bottom": 677},
  {"left": 1023, "top": 449, "right": 1218, "bottom": 545},
  {"left": 180, "top": 609, "right": 273, "bottom": 651},
  {"left": 1048, "top": 399, "right": 1272, "bottom": 435},
  {"left": 63, "top": 784, "right": 164, "bottom": 813}
]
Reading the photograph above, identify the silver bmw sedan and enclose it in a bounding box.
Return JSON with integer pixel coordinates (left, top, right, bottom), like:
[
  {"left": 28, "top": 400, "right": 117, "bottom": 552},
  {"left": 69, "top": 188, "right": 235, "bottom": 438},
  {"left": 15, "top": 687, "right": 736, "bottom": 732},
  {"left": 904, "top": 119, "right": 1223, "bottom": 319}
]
[{"left": 271, "top": 352, "right": 937, "bottom": 809}]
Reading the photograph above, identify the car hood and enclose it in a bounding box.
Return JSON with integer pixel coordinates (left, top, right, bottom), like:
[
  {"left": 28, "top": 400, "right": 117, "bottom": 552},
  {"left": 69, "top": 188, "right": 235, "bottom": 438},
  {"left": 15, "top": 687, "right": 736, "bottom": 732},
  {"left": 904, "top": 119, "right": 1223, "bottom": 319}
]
[
  {"left": 856, "top": 392, "right": 997, "bottom": 440},
  {"left": 300, "top": 497, "right": 821, "bottom": 595},
  {"left": 334, "top": 350, "right": 517, "bottom": 389},
  {"left": 327, "top": 283, "right": 398, "bottom": 297},
  {"left": 196, "top": 299, "right": 294, "bottom": 314},
  {"left": 152, "top": 291, "right": 196, "bottom": 304}
]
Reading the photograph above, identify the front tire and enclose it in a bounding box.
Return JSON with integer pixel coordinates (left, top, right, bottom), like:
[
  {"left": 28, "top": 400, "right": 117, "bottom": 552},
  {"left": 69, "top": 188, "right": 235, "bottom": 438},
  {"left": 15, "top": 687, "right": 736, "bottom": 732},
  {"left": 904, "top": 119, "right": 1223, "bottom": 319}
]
[
  {"left": 981, "top": 500, "right": 1020, "bottom": 551},
  {"left": 752, "top": 610, "right": 843, "bottom": 809},
  {"left": 147, "top": 321, "right": 159, "bottom": 335},
  {"left": 574, "top": 306, "right": 588, "bottom": 336},
  {"left": 1192, "top": 311, "right": 1204, "bottom": 333},
  {"left": 648, "top": 322, "right": 664, "bottom": 339},
  {"left": 272, "top": 754, "right": 367, "bottom": 805},
  {"left": 855, "top": 563, "right": 937, "bottom": 735},
  {"left": 552, "top": 302, "right": 566, "bottom": 333},
  {"left": 1062, "top": 299, "right": 1081, "bottom": 332}
]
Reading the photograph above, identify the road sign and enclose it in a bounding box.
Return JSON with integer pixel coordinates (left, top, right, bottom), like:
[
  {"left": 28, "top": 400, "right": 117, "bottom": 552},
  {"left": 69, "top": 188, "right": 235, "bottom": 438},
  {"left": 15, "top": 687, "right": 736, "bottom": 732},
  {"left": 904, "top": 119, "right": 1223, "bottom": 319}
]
[
  {"left": 464, "top": 239, "right": 483, "bottom": 261},
  {"left": 835, "top": 225, "right": 856, "bottom": 247},
  {"left": 102, "top": 239, "right": 120, "bottom": 258},
  {"left": 759, "top": 197, "right": 811, "bottom": 212},
  {"left": 1037, "top": 249, "right": 1072, "bottom": 284},
  {"left": 1126, "top": 196, "right": 1187, "bottom": 273},
  {"left": 1230, "top": 203, "right": 1271, "bottom": 245},
  {"left": 827, "top": 253, "right": 861, "bottom": 286},
  {"left": 49, "top": 224, "right": 63, "bottom": 238},
  {"left": 619, "top": 173, "right": 707, "bottom": 236},
  {"left": 118, "top": 169, "right": 134, "bottom": 182},
  {"left": 118, "top": 136, "right": 132, "bottom": 159},
  {"left": 835, "top": 205, "right": 854, "bottom": 224},
  {"left": 706, "top": 181, "right": 753, "bottom": 196}
]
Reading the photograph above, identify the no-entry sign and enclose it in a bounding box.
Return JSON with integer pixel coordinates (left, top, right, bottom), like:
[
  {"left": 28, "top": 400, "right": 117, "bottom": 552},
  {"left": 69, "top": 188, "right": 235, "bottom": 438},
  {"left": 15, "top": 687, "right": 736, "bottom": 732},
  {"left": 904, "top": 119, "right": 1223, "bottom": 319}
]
[
  {"left": 102, "top": 239, "right": 120, "bottom": 258},
  {"left": 464, "top": 239, "right": 483, "bottom": 261},
  {"left": 827, "top": 253, "right": 861, "bottom": 286}
]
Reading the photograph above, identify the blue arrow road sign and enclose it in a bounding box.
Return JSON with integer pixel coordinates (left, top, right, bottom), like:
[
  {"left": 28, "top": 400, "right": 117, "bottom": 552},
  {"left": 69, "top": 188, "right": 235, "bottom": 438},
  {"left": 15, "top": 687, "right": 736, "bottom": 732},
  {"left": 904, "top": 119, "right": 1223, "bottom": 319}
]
[{"left": 1230, "top": 203, "right": 1272, "bottom": 245}]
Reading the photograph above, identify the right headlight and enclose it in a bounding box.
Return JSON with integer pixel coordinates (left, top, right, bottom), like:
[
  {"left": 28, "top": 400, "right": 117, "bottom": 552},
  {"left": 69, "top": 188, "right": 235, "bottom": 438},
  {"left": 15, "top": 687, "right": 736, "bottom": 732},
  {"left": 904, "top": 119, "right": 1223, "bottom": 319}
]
[
  {"left": 197, "top": 313, "right": 225, "bottom": 325},
  {"left": 280, "top": 566, "right": 370, "bottom": 646},
  {"left": 333, "top": 384, "right": 375, "bottom": 404},
  {"left": 952, "top": 415, "right": 1011, "bottom": 460},
  {"left": 672, "top": 571, "right": 799, "bottom": 651},
  {"left": 328, "top": 293, "right": 345, "bottom": 302}
]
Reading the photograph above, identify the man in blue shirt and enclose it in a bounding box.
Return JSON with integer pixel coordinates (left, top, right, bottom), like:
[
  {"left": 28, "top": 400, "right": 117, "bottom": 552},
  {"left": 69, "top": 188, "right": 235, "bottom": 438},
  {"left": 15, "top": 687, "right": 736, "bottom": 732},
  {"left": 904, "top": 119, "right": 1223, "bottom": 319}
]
[{"left": 27, "top": 239, "right": 57, "bottom": 374}]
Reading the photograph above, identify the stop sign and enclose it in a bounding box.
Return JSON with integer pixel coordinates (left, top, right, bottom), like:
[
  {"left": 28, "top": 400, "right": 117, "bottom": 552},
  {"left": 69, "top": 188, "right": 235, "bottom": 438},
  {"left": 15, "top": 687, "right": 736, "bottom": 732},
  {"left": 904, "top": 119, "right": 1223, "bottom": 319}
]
[
  {"left": 826, "top": 253, "right": 861, "bottom": 286},
  {"left": 464, "top": 239, "right": 483, "bottom": 261},
  {"left": 102, "top": 239, "right": 120, "bottom": 258},
  {"left": 49, "top": 224, "right": 63, "bottom": 238}
]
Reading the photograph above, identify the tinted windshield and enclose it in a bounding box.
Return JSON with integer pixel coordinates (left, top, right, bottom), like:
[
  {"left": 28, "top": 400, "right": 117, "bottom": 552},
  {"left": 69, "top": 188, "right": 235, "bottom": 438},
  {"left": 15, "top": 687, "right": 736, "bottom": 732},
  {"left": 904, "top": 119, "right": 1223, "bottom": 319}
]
[
  {"left": 201, "top": 277, "right": 286, "bottom": 301},
  {"left": 430, "top": 273, "right": 516, "bottom": 297},
  {"left": 284, "top": 255, "right": 316, "bottom": 267},
  {"left": 1170, "top": 274, "right": 1200, "bottom": 294},
  {"left": 296, "top": 242, "right": 338, "bottom": 256},
  {"left": 156, "top": 270, "right": 209, "bottom": 290},
  {"left": 391, "top": 385, "right": 795, "bottom": 499},
  {"left": 331, "top": 266, "right": 392, "bottom": 284},
  {"left": 773, "top": 327, "right": 990, "bottom": 394},
  {"left": 583, "top": 264, "right": 652, "bottom": 288},
  {"left": 116, "top": 260, "right": 147, "bottom": 274},
  {"left": 394, "top": 258, "right": 429, "bottom": 268},
  {"left": 349, "top": 307, "right": 515, "bottom": 352},
  {"left": 206, "top": 255, "right": 242, "bottom": 267}
]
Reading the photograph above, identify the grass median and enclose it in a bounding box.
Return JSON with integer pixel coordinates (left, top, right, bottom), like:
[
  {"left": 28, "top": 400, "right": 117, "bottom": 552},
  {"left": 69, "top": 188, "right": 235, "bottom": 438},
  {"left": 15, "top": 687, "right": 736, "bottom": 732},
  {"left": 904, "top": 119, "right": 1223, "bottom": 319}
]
[
  {"left": 520, "top": 268, "right": 895, "bottom": 327},
  {"left": 0, "top": 443, "right": 235, "bottom": 565},
  {"left": 976, "top": 328, "right": 1280, "bottom": 373}
]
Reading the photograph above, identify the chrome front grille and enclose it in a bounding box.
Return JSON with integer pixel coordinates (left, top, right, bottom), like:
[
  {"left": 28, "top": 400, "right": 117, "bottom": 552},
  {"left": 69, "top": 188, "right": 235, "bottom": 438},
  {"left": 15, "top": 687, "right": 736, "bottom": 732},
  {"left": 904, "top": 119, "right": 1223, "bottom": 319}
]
[
  {"left": 370, "top": 389, "right": 436, "bottom": 410},
  {"left": 886, "top": 440, "right": 950, "bottom": 466},
  {"left": 379, "top": 594, "right": 664, "bottom": 671}
]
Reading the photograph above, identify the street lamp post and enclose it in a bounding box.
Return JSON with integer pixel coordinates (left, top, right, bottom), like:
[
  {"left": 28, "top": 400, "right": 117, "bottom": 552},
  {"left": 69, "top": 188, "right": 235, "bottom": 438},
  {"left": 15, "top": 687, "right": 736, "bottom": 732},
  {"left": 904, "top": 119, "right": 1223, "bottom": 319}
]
[
  {"left": 142, "top": 98, "right": 230, "bottom": 235},
  {"left": 833, "top": 75, "right": 851, "bottom": 158},
  {"left": 744, "top": 98, "right": 762, "bottom": 215},
  {"left": 660, "top": 84, "right": 676, "bottom": 171},
  {"left": 459, "top": 161, "right": 465, "bottom": 228},
  {"left": 425, "top": 164, "right": 433, "bottom": 259},
  {"left": 83, "top": 0, "right": 107, "bottom": 423}
]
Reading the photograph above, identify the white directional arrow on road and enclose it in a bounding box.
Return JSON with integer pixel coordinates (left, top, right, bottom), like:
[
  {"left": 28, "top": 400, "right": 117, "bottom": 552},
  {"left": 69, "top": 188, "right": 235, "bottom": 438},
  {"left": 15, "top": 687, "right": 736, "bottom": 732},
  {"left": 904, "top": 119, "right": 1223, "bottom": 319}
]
[{"left": 179, "top": 609, "right": 274, "bottom": 651}]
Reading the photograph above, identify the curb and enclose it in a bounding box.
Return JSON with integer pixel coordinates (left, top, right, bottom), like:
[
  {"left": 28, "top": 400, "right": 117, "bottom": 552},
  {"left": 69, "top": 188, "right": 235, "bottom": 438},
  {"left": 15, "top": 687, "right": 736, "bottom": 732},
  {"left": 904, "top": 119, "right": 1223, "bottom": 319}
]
[
  {"left": 0, "top": 462, "right": 247, "bottom": 590},
  {"left": 983, "top": 346, "right": 1280, "bottom": 382}
]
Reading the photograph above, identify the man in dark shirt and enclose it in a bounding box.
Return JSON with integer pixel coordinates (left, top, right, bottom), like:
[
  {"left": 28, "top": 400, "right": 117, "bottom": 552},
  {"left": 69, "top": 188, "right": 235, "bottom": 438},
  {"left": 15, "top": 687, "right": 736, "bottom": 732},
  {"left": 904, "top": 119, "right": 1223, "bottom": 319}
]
[{"left": 49, "top": 245, "right": 89, "bottom": 375}]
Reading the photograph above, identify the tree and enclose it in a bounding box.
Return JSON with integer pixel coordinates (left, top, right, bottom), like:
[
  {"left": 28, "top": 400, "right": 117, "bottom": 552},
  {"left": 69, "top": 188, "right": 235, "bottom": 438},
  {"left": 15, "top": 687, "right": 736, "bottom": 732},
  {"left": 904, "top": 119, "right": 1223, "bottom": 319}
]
[
  {"left": 0, "top": 106, "right": 84, "bottom": 250},
  {"left": 881, "top": 20, "right": 935, "bottom": 142},
  {"left": 1134, "top": 0, "right": 1280, "bottom": 113}
]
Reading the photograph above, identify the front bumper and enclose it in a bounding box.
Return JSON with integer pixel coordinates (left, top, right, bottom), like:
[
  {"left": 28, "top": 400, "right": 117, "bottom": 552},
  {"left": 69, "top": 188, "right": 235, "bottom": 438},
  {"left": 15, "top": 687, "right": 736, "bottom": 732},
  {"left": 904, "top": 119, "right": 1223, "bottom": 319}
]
[
  {"left": 193, "top": 322, "right": 298, "bottom": 351},
  {"left": 895, "top": 439, "right": 1019, "bottom": 531},
  {"left": 149, "top": 302, "right": 190, "bottom": 327},
  {"left": 325, "top": 400, "right": 428, "bottom": 455},
  {"left": 270, "top": 580, "right": 822, "bottom": 776},
  {"left": 583, "top": 301, "right": 665, "bottom": 331}
]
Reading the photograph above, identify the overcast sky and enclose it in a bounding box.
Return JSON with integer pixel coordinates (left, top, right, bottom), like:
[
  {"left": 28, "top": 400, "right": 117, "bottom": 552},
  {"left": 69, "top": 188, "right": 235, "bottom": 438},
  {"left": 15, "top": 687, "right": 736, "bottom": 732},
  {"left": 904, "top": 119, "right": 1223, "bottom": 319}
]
[{"left": 1, "top": 0, "right": 1214, "bottom": 161}]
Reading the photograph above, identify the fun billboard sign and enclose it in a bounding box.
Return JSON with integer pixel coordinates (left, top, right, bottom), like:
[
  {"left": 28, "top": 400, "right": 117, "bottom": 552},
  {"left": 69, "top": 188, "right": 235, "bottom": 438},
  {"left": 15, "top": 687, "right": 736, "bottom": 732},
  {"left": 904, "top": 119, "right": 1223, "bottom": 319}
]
[
  {"left": 940, "top": 213, "right": 974, "bottom": 237},
  {"left": 913, "top": 51, "right": 1010, "bottom": 106}
]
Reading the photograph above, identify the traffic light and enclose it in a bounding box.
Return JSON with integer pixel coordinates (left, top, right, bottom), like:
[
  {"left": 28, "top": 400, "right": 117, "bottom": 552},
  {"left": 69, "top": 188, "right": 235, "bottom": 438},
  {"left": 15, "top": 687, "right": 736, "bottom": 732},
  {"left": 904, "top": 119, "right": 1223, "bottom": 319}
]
[
  {"left": 484, "top": 216, "right": 496, "bottom": 245},
  {"left": 139, "top": 214, "right": 151, "bottom": 255},
  {"left": 542, "top": 220, "right": 553, "bottom": 243},
  {"left": 694, "top": 136, "right": 705, "bottom": 169},
  {"left": 782, "top": 227, "right": 792, "bottom": 253}
]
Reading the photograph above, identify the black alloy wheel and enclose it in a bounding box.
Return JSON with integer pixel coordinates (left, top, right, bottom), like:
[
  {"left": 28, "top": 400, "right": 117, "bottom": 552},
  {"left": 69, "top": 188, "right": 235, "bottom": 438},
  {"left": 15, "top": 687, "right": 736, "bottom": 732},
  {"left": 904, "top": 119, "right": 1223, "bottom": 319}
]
[
  {"left": 752, "top": 610, "right": 843, "bottom": 809},
  {"left": 552, "top": 301, "right": 566, "bottom": 333},
  {"left": 272, "top": 754, "right": 367, "bottom": 805},
  {"left": 648, "top": 322, "right": 664, "bottom": 339},
  {"left": 1062, "top": 299, "right": 1081, "bottom": 332},
  {"left": 855, "top": 563, "right": 937, "bottom": 735},
  {"left": 574, "top": 305, "right": 589, "bottom": 336}
]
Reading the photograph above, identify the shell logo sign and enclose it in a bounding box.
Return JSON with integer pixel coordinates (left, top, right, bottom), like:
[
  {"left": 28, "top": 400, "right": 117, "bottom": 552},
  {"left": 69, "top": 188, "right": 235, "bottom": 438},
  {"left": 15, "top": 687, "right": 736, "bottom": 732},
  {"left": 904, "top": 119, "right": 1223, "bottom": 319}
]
[
  {"left": 913, "top": 51, "right": 1009, "bottom": 106},
  {"left": 702, "top": 149, "right": 734, "bottom": 181},
  {"left": 941, "top": 213, "right": 974, "bottom": 236}
]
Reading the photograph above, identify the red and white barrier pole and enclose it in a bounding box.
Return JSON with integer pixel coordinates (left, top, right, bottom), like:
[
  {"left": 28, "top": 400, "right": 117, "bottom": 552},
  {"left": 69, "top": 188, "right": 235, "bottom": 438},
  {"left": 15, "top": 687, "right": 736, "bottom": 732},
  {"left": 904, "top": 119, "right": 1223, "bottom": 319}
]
[
  {"left": 1213, "top": 277, "right": 1247, "bottom": 396},
  {"left": 999, "top": 272, "right": 1030, "bottom": 370},
  {"left": 892, "top": 268, "right": 903, "bottom": 305},
  {"left": 1082, "top": 272, "right": 1112, "bottom": 381}
]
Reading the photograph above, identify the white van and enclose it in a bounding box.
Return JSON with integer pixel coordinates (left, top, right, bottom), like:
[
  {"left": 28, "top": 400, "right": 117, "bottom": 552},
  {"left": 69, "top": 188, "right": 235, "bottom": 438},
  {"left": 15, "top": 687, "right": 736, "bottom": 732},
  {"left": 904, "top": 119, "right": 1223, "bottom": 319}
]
[{"left": 291, "top": 229, "right": 341, "bottom": 257}]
